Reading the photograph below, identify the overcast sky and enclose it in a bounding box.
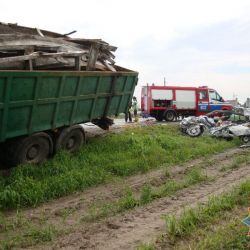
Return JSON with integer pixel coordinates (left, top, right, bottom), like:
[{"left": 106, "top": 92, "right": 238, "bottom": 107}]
[{"left": 1, "top": 0, "right": 250, "bottom": 103}]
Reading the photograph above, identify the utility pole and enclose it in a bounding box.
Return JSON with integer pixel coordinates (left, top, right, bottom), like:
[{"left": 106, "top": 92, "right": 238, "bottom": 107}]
[{"left": 164, "top": 77, "right": 166, "bottom": 86}]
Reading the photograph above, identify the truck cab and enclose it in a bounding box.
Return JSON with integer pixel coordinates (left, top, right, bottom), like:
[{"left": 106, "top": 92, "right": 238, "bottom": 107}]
[{"left": 197, "top": 87, "right": 232, "bottom": 115}]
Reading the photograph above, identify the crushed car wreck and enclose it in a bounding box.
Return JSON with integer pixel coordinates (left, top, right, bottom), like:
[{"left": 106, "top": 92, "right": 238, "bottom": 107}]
[{"left": 180, "top": 107, "right": 250, "bottom": 144}]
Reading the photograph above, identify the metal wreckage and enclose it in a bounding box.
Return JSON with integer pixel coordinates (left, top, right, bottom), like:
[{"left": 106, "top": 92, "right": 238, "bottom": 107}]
[{"left": 180, "top": 107, "right": 250, "bottom": 147}]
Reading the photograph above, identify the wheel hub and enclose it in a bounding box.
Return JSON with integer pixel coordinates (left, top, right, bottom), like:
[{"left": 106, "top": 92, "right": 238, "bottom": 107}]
[
  {"left": 66, "top": 137, "right": 75, "bottom": 149},
  {"left": 187, "top": 126, "right": 201, "bottom": 136},
  {"left": 27, "top": 145, "right": 39, "bottom": 160},
  {"left": 191, "top": 128, "right": 197, "bottom": 134},
  {"left": 167, "top": 114, "right": 173, "bottom": 119}
]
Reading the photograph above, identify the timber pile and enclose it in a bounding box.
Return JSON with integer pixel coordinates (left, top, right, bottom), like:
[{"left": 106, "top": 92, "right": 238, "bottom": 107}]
[{"left": 0, "top": 22, "right": 117, "bottom": 71}]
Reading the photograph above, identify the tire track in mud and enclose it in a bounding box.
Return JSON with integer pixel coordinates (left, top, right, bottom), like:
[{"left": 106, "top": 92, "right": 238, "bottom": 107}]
[
  {"left": 13, "top": 147, "right": 244, "bottom": 222},
  {"left": 49, "top": 164, "right": 250, "bottom": 250}
]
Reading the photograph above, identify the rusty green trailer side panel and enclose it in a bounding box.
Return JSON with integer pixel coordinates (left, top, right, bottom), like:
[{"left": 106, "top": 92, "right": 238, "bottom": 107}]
[{"left": 0, "top": 69, "right": 138, "bottom": 142}]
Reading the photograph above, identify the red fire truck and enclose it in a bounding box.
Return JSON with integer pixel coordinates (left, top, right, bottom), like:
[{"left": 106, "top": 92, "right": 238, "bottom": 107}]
[{"left": 141, "top": 85, "right": 233, "bottom": 121}]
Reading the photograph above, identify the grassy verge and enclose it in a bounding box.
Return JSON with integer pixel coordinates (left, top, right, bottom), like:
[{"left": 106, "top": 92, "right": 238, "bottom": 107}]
[
  {"left": 183, "top": 218, "right": 250, "bottom": 250},
  {"left": 139, "top": 212, "right": 250, "bottom": 250},
  {"left": 139, "top": 180, "right": 250, "bottom": 249},
  {"left": 0, "top": 210, "right": 64, "bottom": 249},
  {"left": 0, "top": 224, "right": 62, "bottom": 250},
  {"left": 0, "top": 125, "right": 238, "bottom": 210},
  {"left": 165, "top": 180, "right": 249, "bottom": 241}
]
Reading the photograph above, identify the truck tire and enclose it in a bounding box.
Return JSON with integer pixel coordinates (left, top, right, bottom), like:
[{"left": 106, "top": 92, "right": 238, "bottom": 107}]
[
  {"left": 165, "top": 110, "right": 176, "bottom": 122},
  {"left": 5, "top": 133, "right": 51, "bottom": 166},
  {"left": 56, "top": 126, "right": 85, "bottom": 153}
]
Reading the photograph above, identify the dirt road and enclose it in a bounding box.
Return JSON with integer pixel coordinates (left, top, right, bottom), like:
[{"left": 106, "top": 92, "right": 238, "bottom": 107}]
[{"left": 14, "top": 147, "right": 249, "bottom": 250}]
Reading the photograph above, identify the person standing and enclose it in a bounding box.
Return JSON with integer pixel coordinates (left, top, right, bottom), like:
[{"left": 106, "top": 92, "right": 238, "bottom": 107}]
[
  {"left": 125, "top": 102, "right": 132, "bottom": 122},
  {"left": 132, "top": 96, "right": 138, "bottom": 122}
]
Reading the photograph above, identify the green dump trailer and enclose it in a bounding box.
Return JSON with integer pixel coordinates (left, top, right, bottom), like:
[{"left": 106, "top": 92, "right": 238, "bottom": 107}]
[{"left": 0, "top": 67, "right": 138, "bottom": 165}]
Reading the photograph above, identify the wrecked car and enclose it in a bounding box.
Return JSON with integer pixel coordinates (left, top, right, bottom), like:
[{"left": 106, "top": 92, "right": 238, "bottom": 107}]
[{"left": 180, "top": 108, "right": 250, "bottom": 143}]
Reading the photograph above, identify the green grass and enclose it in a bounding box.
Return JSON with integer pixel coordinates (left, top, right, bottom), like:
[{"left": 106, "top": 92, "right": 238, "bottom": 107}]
[
  {"left": 149, "top": 167, "right": 209, "bottom": 200},
  {"left": 142, "top": 210, "right": 250, "bottom": 250},
  {"left": 137, "top": 243, "right": 155, "bottom": 250},
  {"left": 188, "top": 219, "right": 250, "bottom": 250},
  {"left": 0, "top": 125, "right": 238, "bottom": 210},
  {"left": 0, "top": 209, "right": 63, "bottom": 249},
  {"left": 165, "top": 180, "right": 250, "bottom": 242},
  {"left": 82, "top": 189, "right": 138, "bottom": 222},
  {"left": 0, "top": 210, "right": 27, "bottom": 233},
  {"left": 220, "top": 153, "right": 250, "bottom": 172},
  {"left": 0, "top": 224, "right": 61, "bottom": 250}
]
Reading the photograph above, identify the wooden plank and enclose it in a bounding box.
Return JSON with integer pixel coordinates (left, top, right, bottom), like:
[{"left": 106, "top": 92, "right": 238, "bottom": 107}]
[
  {"left": 0, "top": 53, "right": 39, "bottom": 63},
  {"left": 86, "top": 44, "right": 99, "bottom": 70},
  {"left": 75, "top": 56, "right": 81, "bottom": 71},
  {"left": 102, "top": 60, "right": 116, "bottom": 72},
  {"left": 0, "top": 51, "right": 86, "bottom": 64},
  {"left": 36, "top": 28, "right": 44, "bottom": 37}
]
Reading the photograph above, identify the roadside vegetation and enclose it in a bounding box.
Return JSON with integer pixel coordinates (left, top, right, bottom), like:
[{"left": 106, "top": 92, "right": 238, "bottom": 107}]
[
  {"left": 139, "top": 180, "right": 250, "bottom": 250},
  {"left": 0, "top": 215, "right": 62, "bottom": 250},
  {"left": 180, "top": 218, "right": 250, "bottom": 250},
  {"left": 0, "top": 125, "right": 239, "bottom": 210},
  {"left": 220, "top": 153, "right": 250, "bottom": 172}
]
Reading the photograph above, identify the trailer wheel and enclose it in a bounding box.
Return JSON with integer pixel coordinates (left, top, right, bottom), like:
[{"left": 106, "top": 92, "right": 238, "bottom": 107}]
[
  {"left": 165, "top": 110, "right": 176, "bottom": 122},
  {"left": 56, "top": 126, "right": 85, "bottom": 153},
  {"left": 6, "top": 134, "right": 51, "bottom": 165}
]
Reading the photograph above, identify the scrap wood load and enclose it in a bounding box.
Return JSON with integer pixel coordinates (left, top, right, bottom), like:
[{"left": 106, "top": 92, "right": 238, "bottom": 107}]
[{"left": 0, "top": 22, "right": 117, "bottom": 71}]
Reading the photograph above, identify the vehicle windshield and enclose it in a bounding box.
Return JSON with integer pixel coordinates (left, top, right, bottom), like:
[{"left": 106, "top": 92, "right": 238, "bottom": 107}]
[{"left": 209, "top": 90, "right": 223, "bottom": 102}]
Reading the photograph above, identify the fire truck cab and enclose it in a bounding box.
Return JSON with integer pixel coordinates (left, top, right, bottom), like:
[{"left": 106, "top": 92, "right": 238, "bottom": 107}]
[{"left": 141, "top": 85, "right": 233, "bottom": 121}]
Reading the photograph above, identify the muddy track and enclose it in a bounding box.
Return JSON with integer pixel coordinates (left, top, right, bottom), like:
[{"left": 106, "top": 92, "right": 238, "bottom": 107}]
[
  {"left": 15, "top": 147, "right": 248, "bottom": 250},
  {"left": 45, "top": 164, "right": 250, "bottom": 250},
  {"left": 9, "top": 147, "right": 244, "bottom": 222}
]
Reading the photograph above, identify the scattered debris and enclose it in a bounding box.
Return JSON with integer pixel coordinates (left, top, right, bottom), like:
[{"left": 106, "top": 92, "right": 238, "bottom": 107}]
[
  {"left": 0, "top": 22, "right": 117, "bottom": 71},
  {"left": 240, "top": 143, "right": 250, "bottom": 148},
  {"left": 180, "top": 108, "right": 250, "bottom": 146},
  {"left": 206, "top": 107, "right": 250, "bottom": 124},
  {"left": 140, "top": 118, "right": 157, "bottom": 126}
]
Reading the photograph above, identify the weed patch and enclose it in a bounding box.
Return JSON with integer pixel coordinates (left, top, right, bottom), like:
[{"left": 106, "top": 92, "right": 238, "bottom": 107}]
[
  {"left": 220, "top": 153, "right": 250, "bottom": 172},
  {"left": 0, "top": 224, "right": 61, "bottom": 249},
  {"left": 165, "top": 180, "right": 250, "bottom": 242},
  {"left": 189, "top": 219, "right": 250, "bottom": 250}
]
